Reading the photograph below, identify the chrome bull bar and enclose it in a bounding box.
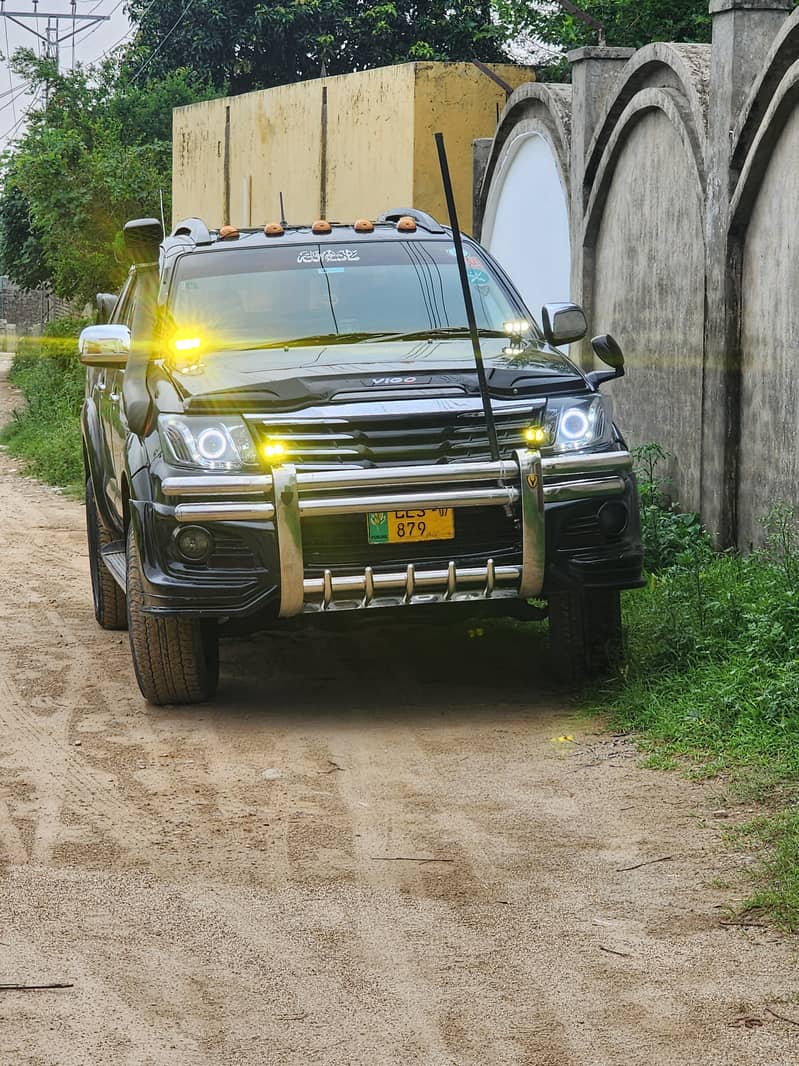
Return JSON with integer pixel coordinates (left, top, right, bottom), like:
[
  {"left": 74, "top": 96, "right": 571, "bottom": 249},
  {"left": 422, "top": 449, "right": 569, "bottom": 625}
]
[{"left": 162, "top": 449, "right": 632, "bottom": 615}]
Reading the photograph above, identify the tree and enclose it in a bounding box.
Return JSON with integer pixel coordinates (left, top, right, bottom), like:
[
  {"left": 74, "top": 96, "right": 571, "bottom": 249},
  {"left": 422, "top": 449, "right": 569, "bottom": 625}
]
[
  {"left": 123, "top": 0, "right": 510, "bottom": 94},
  {"left": 500, "top": 0, "right": 712, "bottom": 59},
  {"left": 0, "top": 52, "right": 218, "bottom": 301}
]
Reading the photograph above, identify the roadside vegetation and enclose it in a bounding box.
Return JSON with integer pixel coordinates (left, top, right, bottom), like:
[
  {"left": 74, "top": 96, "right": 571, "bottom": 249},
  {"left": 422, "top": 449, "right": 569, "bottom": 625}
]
[
  {"left": 0, "top": 318, "right": 86, "bottom": 494},
  {"left": 600, "top": 443, "right": 799, "bottom": 930}
]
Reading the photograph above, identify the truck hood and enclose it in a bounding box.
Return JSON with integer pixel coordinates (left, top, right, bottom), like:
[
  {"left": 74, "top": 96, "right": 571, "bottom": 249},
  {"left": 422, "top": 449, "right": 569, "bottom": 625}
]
[{"left": 168, "top": 338, "right": 585, "bottom": 412}]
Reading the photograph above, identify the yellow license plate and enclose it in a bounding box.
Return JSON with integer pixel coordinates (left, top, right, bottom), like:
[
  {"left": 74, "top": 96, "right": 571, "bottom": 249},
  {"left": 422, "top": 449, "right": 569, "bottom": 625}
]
[{"left": 367, "top": 508, "right": 454, "bottom": 544}]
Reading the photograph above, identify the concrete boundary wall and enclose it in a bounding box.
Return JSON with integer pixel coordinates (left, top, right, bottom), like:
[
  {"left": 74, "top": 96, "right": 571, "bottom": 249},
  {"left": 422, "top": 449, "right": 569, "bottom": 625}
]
[{"left": 476, "top": 1, "right": 799, "bottom": 548}]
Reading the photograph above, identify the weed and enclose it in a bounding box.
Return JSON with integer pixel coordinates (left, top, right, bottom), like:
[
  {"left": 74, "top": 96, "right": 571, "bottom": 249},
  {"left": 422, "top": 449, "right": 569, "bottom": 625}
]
[
  {"left": 0, "top": 318, "right": 88, "bottom": 492},
  {"left": 631, "top": 442, "right": 711, "bottom": 571}
]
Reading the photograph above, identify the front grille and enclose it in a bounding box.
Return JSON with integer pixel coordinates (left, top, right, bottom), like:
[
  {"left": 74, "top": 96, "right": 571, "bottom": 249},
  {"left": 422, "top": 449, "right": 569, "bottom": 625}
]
[
  {"left": 301, "top": 506, "right": 520, "bottom": 573},
  {"left": 249, "top": 409, "right": 542, "bottom": 467}
]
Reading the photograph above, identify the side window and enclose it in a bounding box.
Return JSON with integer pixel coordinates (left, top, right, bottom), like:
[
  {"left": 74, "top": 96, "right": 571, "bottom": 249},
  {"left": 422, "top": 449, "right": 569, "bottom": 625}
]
[{"left": 111, "top": 274, "right": 136, "bottom": 326}]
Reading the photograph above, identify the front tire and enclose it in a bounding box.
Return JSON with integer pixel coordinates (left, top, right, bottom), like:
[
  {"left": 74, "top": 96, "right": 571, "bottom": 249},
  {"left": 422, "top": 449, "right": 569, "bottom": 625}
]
[
  {"left": 548, "top": 586, "right": 623, "bottom": 683},
  {"left": 126, "top": 527, "right": 219, "bottom": 705},
  {"left": 86, "top": 478, "right": 127, "bottom": 631}
]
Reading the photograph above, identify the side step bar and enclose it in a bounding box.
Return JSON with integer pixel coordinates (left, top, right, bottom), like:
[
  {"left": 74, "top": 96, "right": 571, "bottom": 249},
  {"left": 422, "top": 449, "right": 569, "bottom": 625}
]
[{"left": 101, "top": 542, "right": 127, "bottom": 591}]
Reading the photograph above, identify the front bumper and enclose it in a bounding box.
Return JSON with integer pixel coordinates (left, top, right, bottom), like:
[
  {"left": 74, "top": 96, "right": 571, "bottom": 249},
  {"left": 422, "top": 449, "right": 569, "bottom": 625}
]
[{"left": 139, "top": 448, "right": 642, "bottom": 617}]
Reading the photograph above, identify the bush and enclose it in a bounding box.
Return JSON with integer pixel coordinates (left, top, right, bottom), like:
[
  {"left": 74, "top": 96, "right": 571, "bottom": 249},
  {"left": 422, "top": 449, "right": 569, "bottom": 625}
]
[
  {"left": 631, "top": 441, "right": 712, "bottom": 571},
  {"left": 0, "top": 316, "right": 89, "bottom": 491},
  {"left": 596, "top": 444, "right": 799, "bottom": 928}
]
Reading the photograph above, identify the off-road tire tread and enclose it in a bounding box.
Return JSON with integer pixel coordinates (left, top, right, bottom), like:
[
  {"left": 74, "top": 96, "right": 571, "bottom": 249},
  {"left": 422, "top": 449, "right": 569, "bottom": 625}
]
[
  {"left": 126, "top": 528, "right": 219, "bottom": 705},
  {"left": 548, "top": 586, "right": 623, "bottom": 684},
  {"left": 86, "top": 479, "right": 127, "bottom": 630}
]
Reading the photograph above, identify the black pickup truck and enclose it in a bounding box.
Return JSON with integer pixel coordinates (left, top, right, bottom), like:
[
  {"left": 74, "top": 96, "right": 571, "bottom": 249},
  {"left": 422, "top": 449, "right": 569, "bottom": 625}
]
[{"left": 80, "top": 209, "right": 643, "bottom": 704}]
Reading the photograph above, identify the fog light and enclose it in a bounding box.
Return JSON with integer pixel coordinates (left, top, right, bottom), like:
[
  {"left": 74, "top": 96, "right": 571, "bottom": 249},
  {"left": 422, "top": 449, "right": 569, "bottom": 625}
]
[
  {"left": 524, "top": 426, "right": 548, "bottom": 447},
  {"left": 173, "top": 525, "right": 214, "bottom": 562},
  {"left": 598, "top": 501, "right": 629, "bottom": 538}
]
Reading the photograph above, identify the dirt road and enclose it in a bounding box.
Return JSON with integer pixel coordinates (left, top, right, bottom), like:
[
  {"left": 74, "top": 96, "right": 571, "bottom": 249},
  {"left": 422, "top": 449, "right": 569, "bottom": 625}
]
[{"left": 0, "top": 356, "right": 795, "bottom": 1066}]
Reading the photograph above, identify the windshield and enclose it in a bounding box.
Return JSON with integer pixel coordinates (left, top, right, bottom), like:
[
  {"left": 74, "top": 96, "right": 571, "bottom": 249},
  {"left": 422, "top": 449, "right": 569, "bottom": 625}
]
[{"left": 167, "top": 239, "right": 532, "bottom": 351}]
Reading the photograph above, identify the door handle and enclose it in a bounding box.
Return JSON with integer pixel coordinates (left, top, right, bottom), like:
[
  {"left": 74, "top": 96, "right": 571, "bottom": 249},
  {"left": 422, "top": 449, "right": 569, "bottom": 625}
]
[
  {"left": 110, "top": 392, "right": 120, "bottom": 402},
  {"left": 96, "top": 380, "right": 106, "bottom": 391}
]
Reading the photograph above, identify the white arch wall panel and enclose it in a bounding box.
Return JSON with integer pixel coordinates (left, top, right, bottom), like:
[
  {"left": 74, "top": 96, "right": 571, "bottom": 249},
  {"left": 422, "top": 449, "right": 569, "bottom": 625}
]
[
  {"left": 739, "top": 104, "right": 799, "bottom": 547},
  {"left": 592, "top": 111, "right": 705, "bottom": 512},
  {"left": 482, "top": 133, "right": 571, "bottom": 320}
]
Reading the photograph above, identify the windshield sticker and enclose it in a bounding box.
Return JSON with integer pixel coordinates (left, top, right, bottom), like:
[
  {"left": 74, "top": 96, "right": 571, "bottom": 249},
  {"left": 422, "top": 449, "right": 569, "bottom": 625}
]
[
  {"left": 297, "top": 248, "right": 361, "bottom": 265},
  {"left": 446, "top": 246, "right": 487, "bottom": 270},
  {"left": 468, "top": 268, "right": 490, "bottom": 285}
]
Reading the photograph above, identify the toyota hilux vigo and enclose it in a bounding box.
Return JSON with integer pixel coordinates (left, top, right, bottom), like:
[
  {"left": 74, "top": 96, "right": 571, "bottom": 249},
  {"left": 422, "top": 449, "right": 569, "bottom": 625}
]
[{"left": 79, "top": 209, "right": 643, "bottom": 704}]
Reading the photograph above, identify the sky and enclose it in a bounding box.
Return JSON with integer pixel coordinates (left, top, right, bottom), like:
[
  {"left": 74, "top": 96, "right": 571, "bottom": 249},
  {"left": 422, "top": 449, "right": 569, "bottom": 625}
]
[{"left": 0, "top": 1, "right": 133, "bottom": 150}]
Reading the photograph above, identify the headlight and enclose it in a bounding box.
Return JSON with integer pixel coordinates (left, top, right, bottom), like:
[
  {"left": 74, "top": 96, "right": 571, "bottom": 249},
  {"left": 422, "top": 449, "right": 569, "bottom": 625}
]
[
  {"left": 546, "top": 396, "right": 612, "bottom": 454},
  {"left": 158, "top": 415, "right": 259, "bottom": 471}
]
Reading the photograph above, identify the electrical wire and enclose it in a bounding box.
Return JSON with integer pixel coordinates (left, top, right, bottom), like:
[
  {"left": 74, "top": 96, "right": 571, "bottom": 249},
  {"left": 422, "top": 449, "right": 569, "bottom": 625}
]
[
  {"left": 77, "top": 0, "right": 161, "bottom": 66},
  {"left": 0, "top": 87, "right": 41, "bottom": 145},
  {"left": 70, "top": 0, "right": 126, "bottom": 50},
  {"left": 2, "top": 7, "right": 16, "bottom": 125},
  {"left": 129, "top": 0, "right": 198, "bottom": 83},
  {"left": 0, "top": 79, "right": 31, "bottom": 117}
]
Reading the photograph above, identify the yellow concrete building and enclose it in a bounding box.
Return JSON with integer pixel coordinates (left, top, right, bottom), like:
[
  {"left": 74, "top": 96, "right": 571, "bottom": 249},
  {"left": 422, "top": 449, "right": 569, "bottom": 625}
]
[{"left": 172, "top": 62, "right": 531, "bottom": 235}]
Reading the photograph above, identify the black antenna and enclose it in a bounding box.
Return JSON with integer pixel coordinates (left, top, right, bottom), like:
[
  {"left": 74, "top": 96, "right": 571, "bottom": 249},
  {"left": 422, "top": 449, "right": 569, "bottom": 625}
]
[
  {"left": 279, "top": 191, "right": 287, "bottom": 228},
  {"left": 434, "top": 132, "right": 499, "bottom": 462}
]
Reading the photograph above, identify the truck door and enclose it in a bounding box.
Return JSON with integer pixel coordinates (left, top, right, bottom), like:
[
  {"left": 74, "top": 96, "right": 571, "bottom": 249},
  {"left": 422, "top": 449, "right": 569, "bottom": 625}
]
[{"left": 102, "top": 275, "right": 137, "bottom": 525}]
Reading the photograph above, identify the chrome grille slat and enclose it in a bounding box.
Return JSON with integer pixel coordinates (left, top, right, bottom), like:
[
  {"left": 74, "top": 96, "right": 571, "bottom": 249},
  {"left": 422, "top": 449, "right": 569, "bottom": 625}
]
[{"left": 249, "top": 410, "right": 542, "bottom": 466}]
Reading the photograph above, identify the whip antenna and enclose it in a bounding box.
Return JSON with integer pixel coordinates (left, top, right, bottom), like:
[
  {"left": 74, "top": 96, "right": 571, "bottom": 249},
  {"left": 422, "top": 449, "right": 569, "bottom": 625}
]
[{"left": 434, "top": 132, "right": 499, "bottom": 462}]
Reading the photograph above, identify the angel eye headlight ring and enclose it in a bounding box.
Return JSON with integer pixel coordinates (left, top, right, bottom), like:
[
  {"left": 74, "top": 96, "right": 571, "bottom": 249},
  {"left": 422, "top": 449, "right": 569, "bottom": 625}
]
[
  {"left": 197, "top": 427, "right": 228, "bottom": 461},
  {"left": 560, "top": 408, "right": 591, "bottom": 441}
]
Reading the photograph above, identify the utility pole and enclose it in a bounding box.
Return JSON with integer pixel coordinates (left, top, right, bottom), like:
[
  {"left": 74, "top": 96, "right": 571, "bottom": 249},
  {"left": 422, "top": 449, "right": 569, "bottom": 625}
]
[{"left": 0, "top": 2, "right": 110, "bottom": 101}]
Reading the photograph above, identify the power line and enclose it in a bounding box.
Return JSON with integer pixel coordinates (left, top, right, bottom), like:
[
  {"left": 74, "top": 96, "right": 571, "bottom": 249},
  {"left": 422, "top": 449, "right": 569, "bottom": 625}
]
[
  {"left": 70, "top": 0, "right": 126, "bottom": 53},
  {"left": 0, "top": 6, "right": 111, "bottom": 73},
  {"left": 2, "top": 3, "right": 15, "bottom": 124},
  {"left": 0, "top": 78, "right": 29, "bottom": 114},
  {"left": 0, "top": 87, "right": 40, "bottom": 143},
  {"left": 129, "top": 0, "right": 198, "bottom": 83}
]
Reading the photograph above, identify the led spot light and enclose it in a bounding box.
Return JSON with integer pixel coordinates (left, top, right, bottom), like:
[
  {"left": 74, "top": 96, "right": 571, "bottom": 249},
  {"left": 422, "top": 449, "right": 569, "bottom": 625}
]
[
  {"left": 261, "top": 440, "right": 287, "bottom": 461},
  {"left": 524, "top": 426, "right": 548, "bottom": 447},
  {"left": 174, "top": 337, "right": 201, "bottom": 352},
  {"left": 503, "top": 319, "right": 529, "bottom": 335}
]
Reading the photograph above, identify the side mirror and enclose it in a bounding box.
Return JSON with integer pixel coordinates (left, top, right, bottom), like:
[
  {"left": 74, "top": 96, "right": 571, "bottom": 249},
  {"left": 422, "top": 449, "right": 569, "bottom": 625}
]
[
  {"left": 587, "top": 333, "right": 625, "bottom": 388},
  {"left": 541, "top": 302, "right": 588, "bottom": 346},
  {"left": 95, "top": 292, "right": 117, "bottom": 325},
  {"left": 79, "top": 324, "right": 131, "bottom": 368}
]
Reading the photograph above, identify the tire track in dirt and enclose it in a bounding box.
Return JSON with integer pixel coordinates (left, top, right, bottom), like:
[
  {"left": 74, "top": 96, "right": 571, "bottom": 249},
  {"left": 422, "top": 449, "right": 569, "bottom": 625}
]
[{"left": 2, "top": 354, "right": 799, "bottom": 1065}]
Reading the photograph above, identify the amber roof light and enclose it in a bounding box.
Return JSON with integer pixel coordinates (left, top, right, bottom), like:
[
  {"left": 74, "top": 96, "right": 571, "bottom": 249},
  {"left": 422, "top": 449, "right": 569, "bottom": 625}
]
[
  {"left": 264, "top": 222, "right": 284, "bottom": 237},
  {"left": 218, "top": 225, "right": 240, "bottom": 240},
  {"left": 312, "top": 219, "right": 332, "bottom": 235},
  {"left": 396, "top": 216, "right": 417, "bottom": 232},
  {"left": 354, "top": 218, "right": 374, "bottom": 233}
]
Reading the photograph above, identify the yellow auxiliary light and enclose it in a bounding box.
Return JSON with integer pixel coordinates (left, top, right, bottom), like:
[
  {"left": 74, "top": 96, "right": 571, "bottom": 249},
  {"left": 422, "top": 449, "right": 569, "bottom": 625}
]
[
  {"left": 174, "top": 337, "right": 202, "bottom": 353},
  {"left": 524, "top": 426, "right": 548, "bottom": 447},
  {"left": 261, "top": 440, "right": 287, "bottom": 461}
]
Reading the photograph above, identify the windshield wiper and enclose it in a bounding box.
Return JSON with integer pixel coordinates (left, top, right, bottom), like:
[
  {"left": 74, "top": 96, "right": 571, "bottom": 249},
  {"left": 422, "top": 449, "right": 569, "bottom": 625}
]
[
  {"left": 375, "top": 327, "right": 508, "bottom": 342},
  {"left": 222, "top": 328, "right": 509, "bottom": 351},
  {"left": 237, "top": 332, "right": 398, "bottom": 350}
]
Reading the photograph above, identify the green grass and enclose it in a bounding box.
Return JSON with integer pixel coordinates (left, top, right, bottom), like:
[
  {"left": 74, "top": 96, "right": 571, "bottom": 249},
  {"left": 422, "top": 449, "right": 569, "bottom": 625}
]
[
  {"left": 0, "top": 320, "right": 88, "bottom": 494},
  {"left": 594, "top": 456, "right": 799, "bottom": 930},
  {"left": 736, "top": 809, "right": 799, "bottom": 929}
]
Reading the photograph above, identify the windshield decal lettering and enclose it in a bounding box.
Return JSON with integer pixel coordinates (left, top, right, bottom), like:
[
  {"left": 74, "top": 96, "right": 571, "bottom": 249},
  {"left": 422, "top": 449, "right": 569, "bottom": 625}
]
[{"left": 297, "top": 248, "right": 361, "bottom": 264}]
